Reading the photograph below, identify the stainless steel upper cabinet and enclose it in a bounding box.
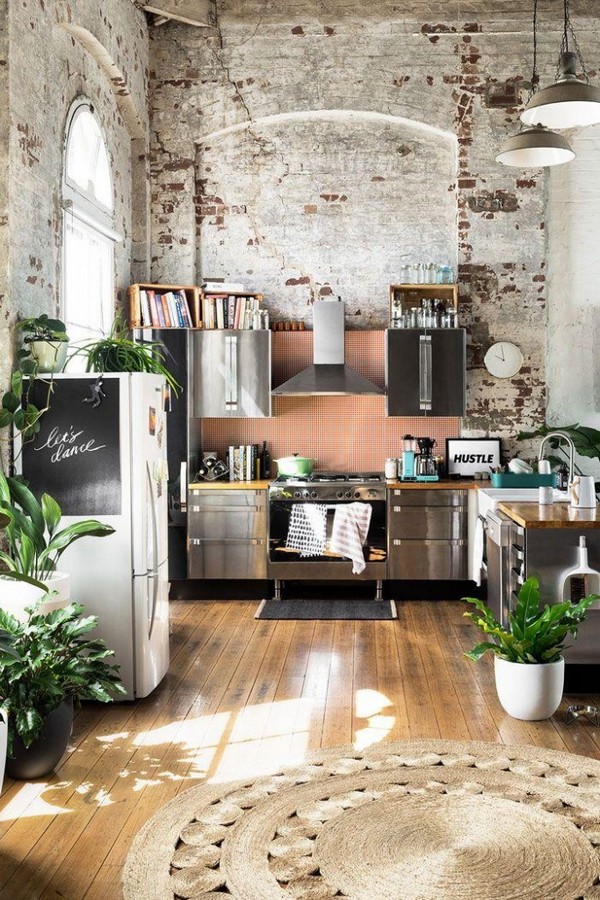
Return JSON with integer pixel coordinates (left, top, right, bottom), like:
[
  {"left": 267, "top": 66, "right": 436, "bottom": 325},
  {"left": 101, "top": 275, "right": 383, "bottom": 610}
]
[
  {"left": 190, "top": 330, "right": 272, "bottom": 417},
  {"left": 386, "top": 329, "right": 466, "bottom": 417}
]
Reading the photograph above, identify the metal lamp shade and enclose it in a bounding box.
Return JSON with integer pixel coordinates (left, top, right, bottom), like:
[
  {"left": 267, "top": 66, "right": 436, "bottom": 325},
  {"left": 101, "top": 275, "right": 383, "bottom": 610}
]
[
  {"left": 521, "top": 53, "right": 600, "bottom": 129},
  {"left": 496, "top": 126, "right": 575, "bottom": 168}
]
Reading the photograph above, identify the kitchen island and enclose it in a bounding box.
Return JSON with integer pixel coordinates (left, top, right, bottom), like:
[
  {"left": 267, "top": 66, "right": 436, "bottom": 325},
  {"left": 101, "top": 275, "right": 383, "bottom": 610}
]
[{"left": 491, "top": 499, "right": 600, "bottom": 679}]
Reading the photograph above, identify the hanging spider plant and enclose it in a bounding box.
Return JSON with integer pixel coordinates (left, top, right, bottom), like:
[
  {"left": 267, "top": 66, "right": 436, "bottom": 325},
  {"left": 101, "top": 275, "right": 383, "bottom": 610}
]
[{"left": 68, "top": 313, "right": 181, "bottom": 396}]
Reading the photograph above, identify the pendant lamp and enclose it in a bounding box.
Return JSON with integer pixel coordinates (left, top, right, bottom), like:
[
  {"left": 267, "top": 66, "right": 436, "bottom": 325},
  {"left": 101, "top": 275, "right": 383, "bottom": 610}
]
[
  {"left": 496, "top": 0, "right": 574, "bottom": 168},
  {"left": 521, "top": 0, "right": 600, "bottom": 129}
]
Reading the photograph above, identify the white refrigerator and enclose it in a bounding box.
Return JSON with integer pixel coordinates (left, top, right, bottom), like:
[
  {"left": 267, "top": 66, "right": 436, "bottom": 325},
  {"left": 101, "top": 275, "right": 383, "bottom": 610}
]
[{"left": 20, "top": 373, "right": 170, "bottom": 700}]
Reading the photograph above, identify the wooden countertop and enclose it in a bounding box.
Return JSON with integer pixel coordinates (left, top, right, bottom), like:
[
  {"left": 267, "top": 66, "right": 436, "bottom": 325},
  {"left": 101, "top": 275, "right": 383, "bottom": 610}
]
[
  {"left": 386, "top": 480, "right": 480, "bottom": 490},
  {"left": 189, "top": 479, "right": 481, "bottom": 491},
  {"left": 498, "top": 501, "right": 600, "bottom": 529},
  {"left": 189, "top": 480, "right": 270, "bottom": 490}
]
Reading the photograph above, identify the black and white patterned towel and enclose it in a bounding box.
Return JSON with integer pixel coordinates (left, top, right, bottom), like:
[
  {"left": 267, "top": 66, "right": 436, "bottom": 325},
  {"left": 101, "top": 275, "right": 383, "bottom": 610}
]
[{"left": 286, "top": 503, "right": 327, "bottom": 557}]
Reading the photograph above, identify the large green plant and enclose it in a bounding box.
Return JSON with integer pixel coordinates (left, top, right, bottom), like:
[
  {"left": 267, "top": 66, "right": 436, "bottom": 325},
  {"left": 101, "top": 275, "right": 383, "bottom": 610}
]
[
  {"left": 68, "top": 313, "right": 181, "bottom": 396},
  {"left": 463, "top": 577, "right": 598, "bottom": 664},
  {"left": 0, "top": 601, "right": 126, "bottom": 752},
  {"left": 0, "top": 474, "right": 114, "bottom": 588}
]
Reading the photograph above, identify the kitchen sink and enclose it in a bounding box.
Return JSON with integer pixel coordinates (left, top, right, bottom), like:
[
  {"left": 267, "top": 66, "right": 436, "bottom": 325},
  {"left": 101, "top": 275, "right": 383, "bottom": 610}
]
[{"left": 478, "top": 487, "right": 570, "bottom": 520}]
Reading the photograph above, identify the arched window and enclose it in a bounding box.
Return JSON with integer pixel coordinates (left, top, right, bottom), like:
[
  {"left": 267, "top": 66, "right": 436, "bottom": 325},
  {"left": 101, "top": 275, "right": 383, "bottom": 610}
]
[{"left": 62, "top": 100, "right": 120, "bottom": 344}]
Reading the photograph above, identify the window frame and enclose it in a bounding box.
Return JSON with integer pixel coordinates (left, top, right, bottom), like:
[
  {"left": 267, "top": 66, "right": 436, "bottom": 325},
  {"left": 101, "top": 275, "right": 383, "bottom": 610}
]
[{"left": 61, "top": 98, "right": 122, "bottom": 343}]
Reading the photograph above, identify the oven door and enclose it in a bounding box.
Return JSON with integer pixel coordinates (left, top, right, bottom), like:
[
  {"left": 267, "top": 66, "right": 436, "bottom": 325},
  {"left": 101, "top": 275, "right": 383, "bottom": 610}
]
[{"left": 268, "top": 498, "right": 387, "bottom": 580}]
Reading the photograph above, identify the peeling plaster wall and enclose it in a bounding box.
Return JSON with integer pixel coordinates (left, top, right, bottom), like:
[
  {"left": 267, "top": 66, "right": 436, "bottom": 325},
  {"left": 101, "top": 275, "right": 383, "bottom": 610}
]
[
  {"left": 148, "top": 2, "right": 600, "bottom": 446},
  {"left": 547, "top": 125, "right": 600, "bottom": 431}
]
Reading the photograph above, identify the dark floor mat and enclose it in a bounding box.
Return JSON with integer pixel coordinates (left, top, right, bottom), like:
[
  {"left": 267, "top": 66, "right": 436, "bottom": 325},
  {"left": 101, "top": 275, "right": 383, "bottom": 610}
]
[{"left": 255, "top": 599, "right": 397, "bottom": 620}]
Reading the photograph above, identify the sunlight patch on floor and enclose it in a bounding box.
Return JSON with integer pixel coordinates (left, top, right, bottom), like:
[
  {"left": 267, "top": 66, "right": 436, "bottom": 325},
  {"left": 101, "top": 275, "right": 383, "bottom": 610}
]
[
  {"left": 0, "top": 784, "right": 72, "bottom": 823},
  {"left": 354, "top": 689, "right": 395, "bottom": 751}
]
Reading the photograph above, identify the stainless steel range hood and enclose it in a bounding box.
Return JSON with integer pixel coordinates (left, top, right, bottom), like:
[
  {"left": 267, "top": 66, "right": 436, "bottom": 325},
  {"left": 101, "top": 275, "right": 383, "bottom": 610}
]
[{"left": 272, "top": 301, "right": 383, "bottom": 396}]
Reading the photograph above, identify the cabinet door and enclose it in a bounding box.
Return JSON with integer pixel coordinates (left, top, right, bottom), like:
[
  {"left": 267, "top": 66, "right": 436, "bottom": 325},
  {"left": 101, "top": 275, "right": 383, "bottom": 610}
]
[
  {"left": 386, "top": 330, "right": 421, "bottom": 416},
  {"left": 190, "top": 330, "right": 271, "bottom": 417},
  {"left": 388, "top": 539, "right": 468, "bottom": 579},
  {"left": 430, "top": 329, "right": 466, "bottom": 416},
  {"left": 386, "top": 329, "right": 466, "bottom": 417}
]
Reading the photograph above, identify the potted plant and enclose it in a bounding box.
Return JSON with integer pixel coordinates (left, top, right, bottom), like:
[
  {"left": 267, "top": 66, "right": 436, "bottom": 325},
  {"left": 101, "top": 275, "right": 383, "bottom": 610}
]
[
  {"left": 68, "top": 312, "right": 181, "bottom": 395},
  {"left": 17, "top": 314, "right": 69, "bottom": 374},
  {"left": 0, "top": 601, "right": 126, "bottom": 779},
  {"left": 0, "top": 474, "right": 114, "bottom": 619},
  {"left": 463, "top": 577, "right": 598, "bottom": 720}
]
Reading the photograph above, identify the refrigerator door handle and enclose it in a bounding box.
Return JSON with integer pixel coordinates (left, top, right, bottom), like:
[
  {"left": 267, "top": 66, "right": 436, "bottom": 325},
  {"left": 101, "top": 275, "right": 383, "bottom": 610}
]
[
  {"left": 147, "top": 461, "right": 159, "bottom": 575},
  {"left": 180, "top": 461, "right": 187, "bottom": 512},
  {"left": 147, "top": 572, "right": 158, "bottom": 639}
]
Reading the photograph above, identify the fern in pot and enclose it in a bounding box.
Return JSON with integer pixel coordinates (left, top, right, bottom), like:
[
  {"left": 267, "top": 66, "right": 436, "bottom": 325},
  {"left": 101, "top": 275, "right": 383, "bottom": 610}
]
[
  {"left": 0, "top": 474, "right": 114, "bottom": 619},
  {"left": 463, "top": 577, "right": 598, "bottom": 720}
]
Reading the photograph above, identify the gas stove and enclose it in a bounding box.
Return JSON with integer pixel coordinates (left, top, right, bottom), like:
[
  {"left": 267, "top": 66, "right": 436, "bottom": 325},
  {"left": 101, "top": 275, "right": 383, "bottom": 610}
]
[{"left": 270, "top": 472, "right": 385, "bottom": 501}]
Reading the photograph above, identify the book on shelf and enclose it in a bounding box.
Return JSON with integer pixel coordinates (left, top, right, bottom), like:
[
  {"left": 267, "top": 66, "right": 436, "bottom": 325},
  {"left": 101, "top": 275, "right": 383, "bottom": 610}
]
[
  {"left": 200, "top": 292, "right": 266, "bottom": 330},
  {"left": 137, "top": 287, "right": 194, "bottom": 329},
  {"left": 203, "top": 280, "right": 245, "bottom": 293},
  {"left": 228, "top": 444, "right": 260, "bottom": 482}
]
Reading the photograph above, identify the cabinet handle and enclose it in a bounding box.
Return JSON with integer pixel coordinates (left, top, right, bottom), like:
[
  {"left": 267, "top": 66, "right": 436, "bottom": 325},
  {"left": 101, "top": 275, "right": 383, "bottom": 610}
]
[
  {"left": 419, "top": 334, "right": 432, "bottom": 411},
  {"left": 190, "top": 505, "right": 263, "bottom": 513},
  {"left": 225, "top": 335, "right": 238, "bottom": 409},
  {"left": 189, "top": 538, "right": 265, "bottom": 546},
  {"left": 393, "top": 505, "right": 466, "bottom": 513},
  {"left": 392, "top": 539, "right": 467, "bottom": 546}
]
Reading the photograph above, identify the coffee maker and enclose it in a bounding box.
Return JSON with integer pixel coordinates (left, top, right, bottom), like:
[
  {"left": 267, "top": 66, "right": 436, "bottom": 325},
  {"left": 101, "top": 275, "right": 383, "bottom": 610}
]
[{"left": 415, "top": 437, "right": 440, "bottom": 482}]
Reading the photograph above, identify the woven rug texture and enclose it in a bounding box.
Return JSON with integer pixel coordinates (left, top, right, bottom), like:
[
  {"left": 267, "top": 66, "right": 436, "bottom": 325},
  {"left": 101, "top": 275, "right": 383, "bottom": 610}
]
[{"left": 122, "top": 739, "right": 600, "bottom": 900}]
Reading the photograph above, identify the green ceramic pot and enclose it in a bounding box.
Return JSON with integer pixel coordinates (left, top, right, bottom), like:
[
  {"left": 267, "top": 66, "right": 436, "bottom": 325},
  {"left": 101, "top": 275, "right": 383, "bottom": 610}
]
[{"left": 274, "top": 455, "right": 315, "bottom": 477}]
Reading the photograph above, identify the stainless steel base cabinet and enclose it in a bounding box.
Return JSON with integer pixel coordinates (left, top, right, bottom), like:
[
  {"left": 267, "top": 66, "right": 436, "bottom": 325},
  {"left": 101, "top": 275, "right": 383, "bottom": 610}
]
[
  {"left": 387, "top": 489, "right": 468, "bottom": 579},
  {"left": 188, "top": 489, "right": 267, "bottom": 579}
]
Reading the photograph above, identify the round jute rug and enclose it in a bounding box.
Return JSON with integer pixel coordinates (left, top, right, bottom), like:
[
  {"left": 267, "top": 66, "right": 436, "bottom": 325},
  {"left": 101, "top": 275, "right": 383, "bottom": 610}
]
[{"left": 122, "top": 739, "right": 600, "bottom": 900}]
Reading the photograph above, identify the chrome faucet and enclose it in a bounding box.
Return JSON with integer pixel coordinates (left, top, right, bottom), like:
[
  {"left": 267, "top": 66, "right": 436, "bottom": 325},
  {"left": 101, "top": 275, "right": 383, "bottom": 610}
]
[{"left": 537, "top": 431, "right": 575, "bottom": 488}]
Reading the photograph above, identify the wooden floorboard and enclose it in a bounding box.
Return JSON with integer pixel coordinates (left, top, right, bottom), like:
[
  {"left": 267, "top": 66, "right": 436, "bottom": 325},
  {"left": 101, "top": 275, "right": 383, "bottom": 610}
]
[{"left": 0, "top": 597, "right": 598, "bottom": 899}]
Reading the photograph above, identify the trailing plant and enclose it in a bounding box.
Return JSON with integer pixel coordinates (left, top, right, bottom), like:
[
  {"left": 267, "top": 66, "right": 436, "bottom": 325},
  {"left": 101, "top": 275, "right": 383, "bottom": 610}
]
[
  {"left": 0, "top": 316, "right": 68, "bottom": 456},
  {"left": 0, "top": 600, "right": 126, "bottom": 752},
  {"left": 68, "top": 312, "right": 181, "bottom": 396},
  {"left": 463, "top": 576, "right": 598, "bottom": 664},
  {"left": 0, "top": 473, "right": 114, "bottom": 587}
]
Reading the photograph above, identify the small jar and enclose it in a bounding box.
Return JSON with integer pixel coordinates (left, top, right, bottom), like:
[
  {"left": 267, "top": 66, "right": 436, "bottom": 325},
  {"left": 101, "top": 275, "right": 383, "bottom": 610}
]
[
  {"left": 539, "top": 485, "right": 554, "bottom": 505},
  {"left": 385, "top": 458, "right": 398, "bottom": 480}
]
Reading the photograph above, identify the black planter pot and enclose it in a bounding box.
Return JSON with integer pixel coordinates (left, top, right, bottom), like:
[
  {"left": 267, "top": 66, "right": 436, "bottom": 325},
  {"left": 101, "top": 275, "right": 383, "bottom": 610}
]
[{"left": 6, "top": 700, "right": 73, "bottom": 780}]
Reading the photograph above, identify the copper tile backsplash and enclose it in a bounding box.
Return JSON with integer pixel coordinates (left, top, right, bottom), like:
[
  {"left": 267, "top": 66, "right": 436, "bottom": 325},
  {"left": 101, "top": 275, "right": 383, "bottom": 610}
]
[{"left": 201, "top": 331, "right": 460, "bottom": 472}]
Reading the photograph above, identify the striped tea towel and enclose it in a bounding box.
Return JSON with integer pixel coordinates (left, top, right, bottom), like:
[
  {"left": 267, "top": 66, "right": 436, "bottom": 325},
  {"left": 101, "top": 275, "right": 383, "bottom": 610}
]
[
  {"left": 330, "top": 502, "right": 372, "bottom": 574},
  {"left": 286, "top": 503, "right": 327, "bottom": 557}
]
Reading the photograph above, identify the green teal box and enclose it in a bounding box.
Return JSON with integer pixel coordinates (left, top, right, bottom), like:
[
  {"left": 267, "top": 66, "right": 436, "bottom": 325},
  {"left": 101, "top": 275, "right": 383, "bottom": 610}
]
[{"left": 490, "top": 473, "right": 557, "bottom": 488}]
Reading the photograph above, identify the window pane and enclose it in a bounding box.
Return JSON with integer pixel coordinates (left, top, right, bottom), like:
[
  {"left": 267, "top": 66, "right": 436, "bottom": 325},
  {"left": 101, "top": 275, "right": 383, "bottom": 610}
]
[
  {"left": 64, "top": 216, "right": 114, "bottom": 347},
  {"left": 66, "top": 108, "right": 113, "bottom": 210}
]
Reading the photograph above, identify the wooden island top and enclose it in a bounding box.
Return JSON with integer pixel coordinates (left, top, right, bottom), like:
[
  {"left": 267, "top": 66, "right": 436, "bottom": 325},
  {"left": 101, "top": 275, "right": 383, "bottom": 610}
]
[{"left": 498, "top": 501, "right": 600, "bottom": 529}]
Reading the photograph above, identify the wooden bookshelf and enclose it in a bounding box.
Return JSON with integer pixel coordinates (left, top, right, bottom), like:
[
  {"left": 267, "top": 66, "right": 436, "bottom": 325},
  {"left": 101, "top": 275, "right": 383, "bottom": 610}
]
[
  {"left": 389, "top": 283, "right": 459, "bottom": 327},
  {"left": 128, "top": 283, "right": 201, "bottom": 329},
  {"left": 200, "top": 290, "right": 265, "bottom": 330}
]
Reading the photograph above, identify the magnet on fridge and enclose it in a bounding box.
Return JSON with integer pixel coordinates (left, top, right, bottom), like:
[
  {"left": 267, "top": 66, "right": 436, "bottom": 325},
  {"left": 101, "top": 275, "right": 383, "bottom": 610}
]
[{"left": 148, "top": 406, "right": 156, "bottom": 436}]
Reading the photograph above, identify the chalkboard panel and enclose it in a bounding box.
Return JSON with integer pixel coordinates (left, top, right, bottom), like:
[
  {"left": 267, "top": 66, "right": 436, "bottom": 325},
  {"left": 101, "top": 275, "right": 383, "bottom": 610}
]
[{"left": 22, "top": 377, "right": 122, "bottom": 516}]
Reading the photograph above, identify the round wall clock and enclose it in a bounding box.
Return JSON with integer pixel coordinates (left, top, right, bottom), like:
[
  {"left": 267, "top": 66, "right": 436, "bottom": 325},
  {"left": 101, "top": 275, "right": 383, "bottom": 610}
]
[{"left": 484, "top": 341, "right": 524, "bottom": 379}]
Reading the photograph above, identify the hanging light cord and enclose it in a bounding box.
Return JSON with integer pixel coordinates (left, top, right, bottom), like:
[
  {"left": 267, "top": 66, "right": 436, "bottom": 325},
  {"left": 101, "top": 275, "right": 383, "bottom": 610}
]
[
  {"left": 555, "top": 0, "right": 591, "bottom": 84},
  {"left": 525, "top": 0, "right": 539, "bottom": 103}
]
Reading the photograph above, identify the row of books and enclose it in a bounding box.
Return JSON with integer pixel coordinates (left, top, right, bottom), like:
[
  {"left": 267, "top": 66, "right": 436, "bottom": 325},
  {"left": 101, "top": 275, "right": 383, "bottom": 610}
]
[
  {"left": 139, "top": 289, "right": 193, "bottom": 328},
  {"left": 202, "top": 293, "right": 267, "bottom": 330},
  {"left": 228, "top": 444, "right": 261, "bottom": 482}
]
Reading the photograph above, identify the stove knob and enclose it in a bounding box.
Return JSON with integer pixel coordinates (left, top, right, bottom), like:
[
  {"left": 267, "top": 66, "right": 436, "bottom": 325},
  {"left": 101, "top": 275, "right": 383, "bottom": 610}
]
[
  {"left": 345, "top": 491, "right": 352, "bottom": 499},
  {"left": 336, "top": 491, "right": 344, "bottom": 499},
  {"left": 294, "top": 491, "right": 302, "bottom": 498},
  {"left": 311, "top": 491, "right": 318, "bottom": 499},
  {"left": 303, "top": 490, "right": 311, "bottom": 499},
  {"left": 354, "top": 491, "right": 361, "bottom": 499}
]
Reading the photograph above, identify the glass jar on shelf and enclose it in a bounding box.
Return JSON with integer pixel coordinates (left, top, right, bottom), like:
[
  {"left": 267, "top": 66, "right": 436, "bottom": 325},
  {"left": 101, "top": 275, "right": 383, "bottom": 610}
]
[{"left": 437, "top": 264, "right": 454, "bottom": 284}]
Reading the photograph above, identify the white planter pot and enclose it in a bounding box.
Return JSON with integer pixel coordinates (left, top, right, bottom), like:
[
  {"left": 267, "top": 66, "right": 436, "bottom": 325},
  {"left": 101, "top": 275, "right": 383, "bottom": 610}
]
[
  {"left": 494, "top": 656, "right": 565, "bottom": 721},
  {"left": 29, "top": 340, "right": 68, "bottom": 373},
  {"left": 0, "top": 572, "right": 71, "bottom": 621},
  {"left": 0, "top": 708, "right": 6, "bottom": 794}
]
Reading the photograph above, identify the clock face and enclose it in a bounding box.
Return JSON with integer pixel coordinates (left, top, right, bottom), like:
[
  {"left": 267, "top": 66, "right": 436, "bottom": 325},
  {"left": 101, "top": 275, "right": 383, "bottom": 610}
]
[{"left": 484, "top": 341, "right": 524, "bottom": 379}]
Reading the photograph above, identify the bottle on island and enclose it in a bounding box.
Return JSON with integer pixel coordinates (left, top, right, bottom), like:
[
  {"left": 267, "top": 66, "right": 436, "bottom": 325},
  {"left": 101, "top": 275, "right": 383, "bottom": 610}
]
[{"left": 259, "top": 441, "right": 271, "bottom": 479}]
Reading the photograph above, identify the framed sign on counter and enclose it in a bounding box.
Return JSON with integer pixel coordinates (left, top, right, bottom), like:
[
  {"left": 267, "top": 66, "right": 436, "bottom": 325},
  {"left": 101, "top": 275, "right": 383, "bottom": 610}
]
[{"left": 446, "top": 437, "right": 501, "bottom": 478}]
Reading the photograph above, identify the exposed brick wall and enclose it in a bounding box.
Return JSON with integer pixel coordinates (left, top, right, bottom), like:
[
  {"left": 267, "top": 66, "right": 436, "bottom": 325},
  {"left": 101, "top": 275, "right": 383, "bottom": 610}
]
[{"left": 148, "top": 3, "right": 600, "bottom": 451}]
